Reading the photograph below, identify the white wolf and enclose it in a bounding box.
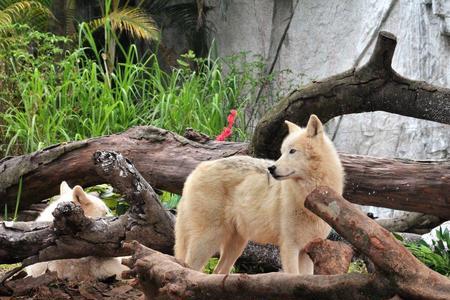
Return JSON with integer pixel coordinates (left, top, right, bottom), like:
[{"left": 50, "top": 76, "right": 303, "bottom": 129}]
[
  {"left": 175, "top": 115, "right": 344, "bottom": 274},
  {"left": 26, "top": 182, "right": 128, "bottom": 281}
]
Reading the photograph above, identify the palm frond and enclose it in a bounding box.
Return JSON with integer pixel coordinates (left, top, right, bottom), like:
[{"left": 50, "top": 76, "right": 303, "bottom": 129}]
[
  {"left": 0, "top": 0, "right": 53, "bottom": 26},
  {"left": 0, "top": 10, "right": 12, "bottom": 25},
  {"left": 89, "top": 7, "right": 159, "bottom": 41}
]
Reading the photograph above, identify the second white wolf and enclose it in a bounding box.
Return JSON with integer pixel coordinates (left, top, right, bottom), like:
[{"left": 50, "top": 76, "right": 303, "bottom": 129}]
[
  {"left": 175, "top": 115, "right": 344, "bottom": 274},
  {"left": 26, "top": 182, "right": 128, "bottom": 281}
]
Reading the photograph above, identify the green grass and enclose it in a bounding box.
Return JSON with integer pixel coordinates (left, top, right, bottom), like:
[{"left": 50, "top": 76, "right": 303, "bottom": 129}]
[
  {"left": 1, "top": 24, "right": 281, "bottom": 157},
  {"left": 403, "top": 228, "right": 450, "bottom": 276}
]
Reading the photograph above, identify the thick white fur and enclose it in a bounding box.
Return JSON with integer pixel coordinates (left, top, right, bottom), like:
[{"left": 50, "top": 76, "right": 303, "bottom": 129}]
[
  {"left": 26, "top": 182, "right": 128, "bottom": 280},
  {"left": 175, "top": 115, "right": 345, "bottom": 274}
]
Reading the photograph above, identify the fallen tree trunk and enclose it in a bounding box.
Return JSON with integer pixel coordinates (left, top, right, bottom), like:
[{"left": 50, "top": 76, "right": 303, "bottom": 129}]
[
  {"left": 1, "top": 127, "right": 449, "bottom": 218},
  {"left": 122, "top": 187, "right": 450, "bottom": 300},
  {"left": 375, "top": 212, "right": 440, "bottom": 233},
  {"left": 0, "top": 127, "right": 247, "bottom": 214},
  {"left": 251, "top": 31, "right": 450, "bottom": 159},
  {"left": 122, "top": 241, "right": 390, "bottom": 300}
]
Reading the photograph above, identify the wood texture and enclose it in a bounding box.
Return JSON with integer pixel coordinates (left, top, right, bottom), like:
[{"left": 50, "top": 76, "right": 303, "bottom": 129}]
[{"left": 1, "top": 127, "right": 449, "bottom": 218}]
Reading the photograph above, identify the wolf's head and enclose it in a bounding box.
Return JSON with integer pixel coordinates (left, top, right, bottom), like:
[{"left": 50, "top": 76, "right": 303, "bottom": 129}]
[
  {"left": 268, "top": 115, "right": 342, "bottom": 185},
  {"left": 59, "top": 181, "right": 111, "bottom": 218}
]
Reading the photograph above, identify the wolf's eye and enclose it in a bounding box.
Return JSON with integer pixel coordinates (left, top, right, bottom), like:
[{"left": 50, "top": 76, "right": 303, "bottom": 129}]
[{"left": 289, "top": 149, "right": 296, "bottom": 154}]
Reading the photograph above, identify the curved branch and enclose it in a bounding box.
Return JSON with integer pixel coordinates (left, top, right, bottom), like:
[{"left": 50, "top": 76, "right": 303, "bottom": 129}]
[
  {"left": 251, "top": 31, "right": 450, "bottom": 159},
  {"left": 305, "top": 187, "right": 450, "bottom": 300}
]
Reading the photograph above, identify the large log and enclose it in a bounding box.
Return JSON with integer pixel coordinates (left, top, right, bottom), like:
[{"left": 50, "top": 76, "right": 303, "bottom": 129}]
[
  {"left": 251, "top": 31, "right": 450, "bottom": 159},
  {"left": 1, "top": 127, "right": 449, "bottom": 218},
  {"left": 122, "top": 241, "right": 390, "bottom": 300},
  {"left": 122, "top": 187, "right": 450, "bottom": 300},
  {"left": 0, "top": 126, "right": 248, "bottom": 214}
]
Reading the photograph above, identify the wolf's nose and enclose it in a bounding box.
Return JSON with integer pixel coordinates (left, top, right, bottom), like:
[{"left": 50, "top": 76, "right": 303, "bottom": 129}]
[{"left": 268, "top": 165, "right": 276, "bottom": 174}]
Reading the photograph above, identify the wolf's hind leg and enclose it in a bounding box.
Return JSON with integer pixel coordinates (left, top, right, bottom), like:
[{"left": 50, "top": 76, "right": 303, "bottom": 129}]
[
  {"left": 213, "top": 232, "right": 247, "bottom": 274},
  {"left": 174, "top": 230, "right": 189, "bottom": 262},
  {"left": 280, "top": 243, "right": 300, "bottom": 274},
  {"left": 185, "top": 230, "right": 221, "bottom": 272},
  {"left": 298, "top": 250, "right": 314, "bottom": 275}
]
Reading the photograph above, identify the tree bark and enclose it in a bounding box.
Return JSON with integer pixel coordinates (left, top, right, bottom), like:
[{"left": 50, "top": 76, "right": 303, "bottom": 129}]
[
  {"left": 122, "top": 241, "right": 391, "bottom": 300},
  {"left": 304, "top": 239, "right": 354, "bottom": 275},
  {"left": 0, "top": 151, "right": 174, "bottom": 264},
  {"left": 1, "top": 127, "right": 449, "bottom": 218},
  {"left": 305, "top": 187, "right": 450, "bottom": 300},
  {"left": 122, "top": 187, "right": 450, "bottom": 300},
  {"left": 0, "top": 126, "right": 248, "bottom": 214},
  {"left": 251, "top": 31, "right": 450, "bottom": 159},
  {"left": 375, "top": 212, "right": 440, "bottom": 233}
]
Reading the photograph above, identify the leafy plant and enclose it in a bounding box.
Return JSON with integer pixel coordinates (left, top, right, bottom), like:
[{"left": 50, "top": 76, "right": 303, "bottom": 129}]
[
  {"left": 0, "top": 0, "right": 53, "bottom": 29},
  {"left": 160, "top": 192, "right": 181, "bottom": 210},
  {"left": 347, "top": 259, "right": 368, "bottom": 274},
  {"left": 85, "top": 184, "right": 129, "bottom": 216},
  {"left": 403, "top": 228, "right": 450, "bottom": 276},
  {"left": 1, "top": 23, "right": 288, "bottom": 157},
  {"left": 203, "top": 257, "right": 236, "bottom": 274},
  {"left": 86, "top": 0, "right": 159, "bottom": 73}
]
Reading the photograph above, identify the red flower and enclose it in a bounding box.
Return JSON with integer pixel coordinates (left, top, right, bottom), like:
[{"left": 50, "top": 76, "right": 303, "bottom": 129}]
[{"left": 216, "top": 109, "right": 237, "bottom": 141}]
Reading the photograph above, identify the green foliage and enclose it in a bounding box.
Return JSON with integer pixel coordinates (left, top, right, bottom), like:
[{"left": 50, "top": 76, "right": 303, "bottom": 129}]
[
  {"left": 85, "top": 184, "right": 129, "bottom": 216},
  {"left": 160, "top": 192, "right": 181, "bottom": 210},
  {"left": 404, "top": 228, "right": 450, "bottom": 276},
  {"left": 203, "top": 257, "right": 236, "bottom": 274},
  {"left": 1, "top": 23, "right": 280, "bottom": 157},
  {"left": 347, "top": 259, "right": 368, "bottom": 274},
  {"left": 0, "top": 0, "right": 53, "bottom": 29}
]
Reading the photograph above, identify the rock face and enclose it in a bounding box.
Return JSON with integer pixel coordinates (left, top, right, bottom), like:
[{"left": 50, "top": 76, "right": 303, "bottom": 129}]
[
  {"left": 325, "top": 112, "right": 450, "bottom": 161},
  {"left": 205, "top": 0, "right": 450, "bottom": 219}
]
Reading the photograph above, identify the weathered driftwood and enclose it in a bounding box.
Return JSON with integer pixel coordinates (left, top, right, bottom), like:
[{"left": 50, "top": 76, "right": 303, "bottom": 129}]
[
  {"left": 1, "top": 127, "right": 449, "bottom": 218},
  {"left": 251, "top": 31, "right": 450, "bottom": 159},
  {"left": 122, "top": 187, "right": 450, "bottom": 300},
  {"left": 375, "top": 212, "right": 441, "bottom": 233}
]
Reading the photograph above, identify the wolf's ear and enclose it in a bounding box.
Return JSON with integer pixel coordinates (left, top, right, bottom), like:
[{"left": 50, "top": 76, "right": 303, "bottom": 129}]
[
  {"left": 72, "top": 185, "right": 90, "bottom": 206},
  {"left": 285, "top": 120, "right": 301, "bottom": 133},
  {"left": 60, "top": 181, "right": 72, "bottom": 195},
  {"left": 306, "top": 114, "right": 323, "bottom": 137}
]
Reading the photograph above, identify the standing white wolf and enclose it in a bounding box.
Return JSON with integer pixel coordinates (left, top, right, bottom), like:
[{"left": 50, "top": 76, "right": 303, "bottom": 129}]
[
  {"left": 175, "top": 115, "right": 344, "bottom": 274},
  {"left": 26, "top": 181, "right": 128, "bottom": 281}
]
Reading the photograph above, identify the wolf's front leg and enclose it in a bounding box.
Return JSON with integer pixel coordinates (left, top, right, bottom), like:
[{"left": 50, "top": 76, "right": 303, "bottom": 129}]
[
  {"left": 280, "top": 243, "right": 300, "bottom": 274},
  {"left": 298, "top": 250, "right": 314, "bottom": 275}
]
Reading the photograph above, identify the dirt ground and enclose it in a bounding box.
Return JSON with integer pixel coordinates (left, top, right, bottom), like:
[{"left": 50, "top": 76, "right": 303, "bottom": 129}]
[{"left": 0, "top": 271, "right": 143, "bottom": 300}]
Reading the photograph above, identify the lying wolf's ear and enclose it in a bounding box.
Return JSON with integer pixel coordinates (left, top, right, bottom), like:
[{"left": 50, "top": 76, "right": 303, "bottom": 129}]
[
  {"left": 60, "top": 181, "right": 72, "bottom": 195},
  {"left": 285, "top": 120, "right": 301, "bottom": 133},
  {"left": 72, "top": 185, "right": 90, "bottom": 206},
  {"left": 306, "top": 114, "right": 323, "bottom": 137}
]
